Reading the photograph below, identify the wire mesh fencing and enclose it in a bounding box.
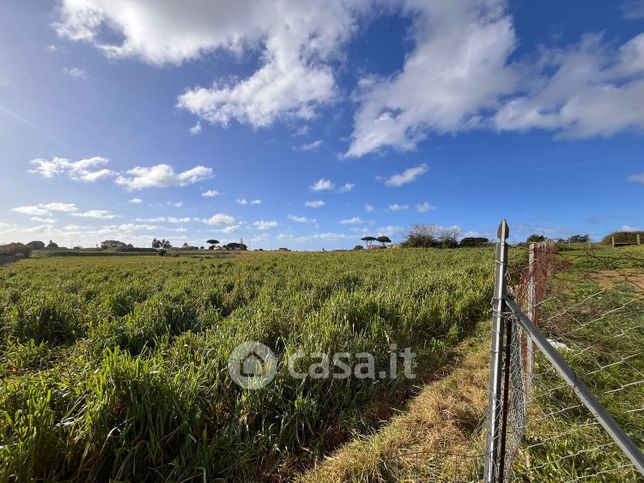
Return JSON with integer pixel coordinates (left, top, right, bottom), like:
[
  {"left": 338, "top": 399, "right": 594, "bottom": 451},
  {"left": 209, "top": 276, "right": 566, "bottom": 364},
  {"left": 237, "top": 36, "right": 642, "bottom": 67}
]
[{"left": 498, "top": 237, "right": 644, "bottom": 481}]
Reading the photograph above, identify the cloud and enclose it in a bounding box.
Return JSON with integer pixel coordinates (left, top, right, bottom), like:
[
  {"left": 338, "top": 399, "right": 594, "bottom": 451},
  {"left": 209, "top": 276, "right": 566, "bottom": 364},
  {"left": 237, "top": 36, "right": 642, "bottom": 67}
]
[
  {"left": 202, "top": 190, "right": 220, "bottom": 197},
  {"left": 288, "top": 215, "right": 317, "bottom": 223},
  {"left": 294, "top": 140, "right": 323, "bottom": 151},
  {"left": 190, "top": 121, "right": 202, "bottom": 135},
  {"left": 54, "top": 1, "right": 370, "bottom": 128},
  {"left": 136, "top": 217, "right": 166, "bottom": 223},
  {"left": 376, "top": 225, "right": 406, "bottom": 236},
  {"left": 621, "top": 224, "right": 642, "bottom": 231},
  {"left": 627, "top": 172, "right": 644, "bottom": 184},
  {"left": 254, "top": 220, "right": 278, "bottom": 230},
  {"left": 310, "top": 178, "right": 335, "bottom": 191},
  {"left": 30, "top": 217, "right": 56, "bottom": 223},
  {"left": 344, "top": 2, "right": 644, "bottom": 156},
  {"left": 218, "top": 225, "right": 241, "bottom": 234},
  {"left": 622, "top": 0, "right": 644, "bottom": 20},
  {"left": 346, "top": 1, "right": 517, "bottom": 157},
  {"left": 167, "top": 217, "right": 192, "bottom": 224},
  {"left": 29, "top": 156, "right": 115, "bottom": 181},
  {"left": 203, "top": 213, "right": 236, "bottom": 225},
  {"left": 387, "top": 203, "right": 409, "bottom": 212},
  {"left": 129, "top": 198, "right": 142, "bottom": 204},
  {"left": 70, "top": 209, "right": 117, "bottom": 219},
  {"left": 340, "top": 217, "right": 364, "bottom": 225},
  {"left": 305, "top": 200, "right": 325, "bottom": 208},
  {"left": 12, "top": 202, "right": 78, "bottom": 216},
  {"left": 493, "top": 33, "right": 644, "bottom": 139},
  {"left": 338, "top": 182, "right": 355, "bottom": 193},
  {"left": 364, "top": 203, "right": 374, "bottom": 212},
  {"left": 237, "top": 198, "right": 262, "bottom": 205},
  {"left": 62, "top": 66, "right": 88, "bottom": 79},
  {"left": 277, "top": 232, "right": 354, "bottom": 243},
  {"left": 382, "top": 164, "right": 428, "bottom": 187},
  {"left": 416, "top": 202, "right": 436, "bottom": 213},
  {"left": 115, "top": 164, "right": 213, "bottom": 190}
]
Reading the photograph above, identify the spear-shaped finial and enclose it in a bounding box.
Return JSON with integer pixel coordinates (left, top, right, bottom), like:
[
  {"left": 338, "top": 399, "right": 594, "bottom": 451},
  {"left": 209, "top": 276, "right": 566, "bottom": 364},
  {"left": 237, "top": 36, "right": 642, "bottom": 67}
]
[{"left": 497, "top": 219, "right": 509, "bottom": 241}]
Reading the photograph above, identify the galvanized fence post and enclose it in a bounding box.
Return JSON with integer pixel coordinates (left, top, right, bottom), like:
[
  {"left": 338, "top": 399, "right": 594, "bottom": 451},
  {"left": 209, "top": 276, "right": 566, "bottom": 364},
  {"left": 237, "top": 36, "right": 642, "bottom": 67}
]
[
  {"left": 484, "top": 219, "right": 510, "bottom": 482},
  {"left": 525, "top": 243, "right": 536, "bottom": 398}
]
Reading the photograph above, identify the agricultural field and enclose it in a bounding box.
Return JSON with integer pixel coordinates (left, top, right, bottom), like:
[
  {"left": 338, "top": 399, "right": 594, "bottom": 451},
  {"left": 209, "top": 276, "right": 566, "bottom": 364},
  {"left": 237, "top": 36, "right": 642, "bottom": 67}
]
[{"left": 0, "top": 248, "right": 509, "bottom": 481}]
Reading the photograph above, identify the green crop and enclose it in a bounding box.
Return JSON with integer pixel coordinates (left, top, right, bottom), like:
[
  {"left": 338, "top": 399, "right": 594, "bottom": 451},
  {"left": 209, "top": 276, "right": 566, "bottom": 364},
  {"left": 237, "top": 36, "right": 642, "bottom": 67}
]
[{"left": 0, "top": 248, "right": 502, "bottom": 481}]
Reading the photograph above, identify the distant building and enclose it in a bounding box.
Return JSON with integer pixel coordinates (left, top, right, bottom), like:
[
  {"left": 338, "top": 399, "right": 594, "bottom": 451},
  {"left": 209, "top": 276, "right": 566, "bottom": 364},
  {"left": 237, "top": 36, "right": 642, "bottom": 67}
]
[{"left": 100, "top": 240, "right": 127, "bottom": 249}]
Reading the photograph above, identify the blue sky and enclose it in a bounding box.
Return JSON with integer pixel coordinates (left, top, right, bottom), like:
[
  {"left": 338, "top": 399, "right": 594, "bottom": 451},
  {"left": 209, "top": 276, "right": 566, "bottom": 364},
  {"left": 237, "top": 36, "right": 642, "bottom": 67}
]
[{"left": 0, "top": 0, "right": 642, "bottom": 249}]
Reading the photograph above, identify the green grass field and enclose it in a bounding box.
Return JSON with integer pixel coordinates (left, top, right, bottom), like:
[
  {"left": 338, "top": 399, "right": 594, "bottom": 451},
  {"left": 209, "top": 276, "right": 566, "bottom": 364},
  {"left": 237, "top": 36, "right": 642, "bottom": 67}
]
[{"left": 0, "top": 248, "right": 506, "bottom": 481}]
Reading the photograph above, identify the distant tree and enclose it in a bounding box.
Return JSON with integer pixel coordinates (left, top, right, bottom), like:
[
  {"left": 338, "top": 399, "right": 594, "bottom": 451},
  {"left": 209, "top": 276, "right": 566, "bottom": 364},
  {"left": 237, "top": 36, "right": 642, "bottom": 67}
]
[
  {"left": 361, "top": 236, "right": 376, "bottom": 248},
  {"left": 526, "top": 234, "right": 546, "bottom": 243},
  {"left": 26, "top": 241, "right": 45, "bottom": 250},
  {"left": 376, "top": 235, "right": 391, "bottom": 247},
  {"left": 438, "top": 228, "right": 459, "bottom": 248},
  {"left": 353, "top": 245, "right": 364, "bottom": 251},
  {"left": 46, "top": 240, "right": 58, "bottom": 249},
  {"left": 459, "top": 237, "right": 490, "bottom": 248},
  {"left": 402, "top": 224, "right": 459, "bottom": 248},
  {"left": 568, "top": 234, "right": 590, "bottom": 243},
  {"left": 161, "top": 239, "right": 172, "bottom": 249},
  {"left": 206, "top": 239, "right": 219, "bottom": 250},
  {"left": 152, "top": 238, "right": 162, "bottom": 249},
  {"left": 200, "top": 246, "right": 205, "bottom": 250}
]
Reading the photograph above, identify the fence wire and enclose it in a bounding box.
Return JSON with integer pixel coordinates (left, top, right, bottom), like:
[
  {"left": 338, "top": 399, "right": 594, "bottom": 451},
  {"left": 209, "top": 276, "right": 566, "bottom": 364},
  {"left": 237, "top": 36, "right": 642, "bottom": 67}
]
[{"left": 503, "top": 242, "right": 644, "bottom": 481}]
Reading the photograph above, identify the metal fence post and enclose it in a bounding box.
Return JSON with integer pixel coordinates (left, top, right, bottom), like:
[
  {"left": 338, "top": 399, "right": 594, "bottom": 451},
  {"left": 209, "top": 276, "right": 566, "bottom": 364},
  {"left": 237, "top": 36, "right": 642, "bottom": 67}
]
[
  {"left": 484, "top": 219, "right": 510, "bottom": 482},
  {"left": 526, "top": 243, "right": 536, "bottom": 397}
]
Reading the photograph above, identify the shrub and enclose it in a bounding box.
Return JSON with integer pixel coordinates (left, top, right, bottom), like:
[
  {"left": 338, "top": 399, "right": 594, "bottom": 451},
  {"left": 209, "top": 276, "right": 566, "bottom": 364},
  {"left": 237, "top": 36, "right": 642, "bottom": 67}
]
[
  {"left": 459, "top": 237, "right": 490, "bottom": 248},
  {"left": 526, "top": 234, "right": 546, "bottom": 243},
  {"left": 0, "top": 243, "right": 32, "bottom": 257},
  {"left": 27, "top": 241, "right": 45, "bottom": 250},
  {"left": 602, "top": 231, "right": 643, "bottom": 245}
]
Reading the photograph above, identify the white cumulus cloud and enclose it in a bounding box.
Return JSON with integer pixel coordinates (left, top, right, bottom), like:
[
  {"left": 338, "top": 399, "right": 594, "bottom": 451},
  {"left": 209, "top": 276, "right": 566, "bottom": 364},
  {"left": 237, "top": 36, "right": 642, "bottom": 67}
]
[
  {"left": 202, "top": 190, "right": 220, "bottom": 197},
  {"left": 254, "top": 220, "right": 278, "bottom": 230},
  {"left": 29, "top": 156, "right": 115, "bottom": 181},
  {"left": 305, "top": 200, "right": 325, "bottom": 208},
  {"left": 340, "top": 217, "right": 364, "bottom": 225},
  {"left": 383, "top": 164, "right": 428, "bottom": 187},
  {"left": 387, "top": 203, "right": 409, "bottom": 212},
  {"left": 288, "top": 215, "right": 317, "bottom": 224},
  {"left": 71, "top": 209, "right": 117, "bottom": 219},
  {"left": 203, "top": 213, "right": 236, "bottom": 225},
  {"left": 310, "top": 178, "right": 335, "bottom": 191},
  {"left": 115, "top": 164, "right": 212, "bottom": 190}
]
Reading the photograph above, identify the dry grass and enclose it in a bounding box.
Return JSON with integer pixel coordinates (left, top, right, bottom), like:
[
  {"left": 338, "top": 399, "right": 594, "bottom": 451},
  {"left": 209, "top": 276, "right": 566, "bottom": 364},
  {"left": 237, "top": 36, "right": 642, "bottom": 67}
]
[
  {"left": 300, "top": 326, "right": 490, "bottom": 482},
  {"left": 591, "top": 268, "right": 644, "bottom": 289}
]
